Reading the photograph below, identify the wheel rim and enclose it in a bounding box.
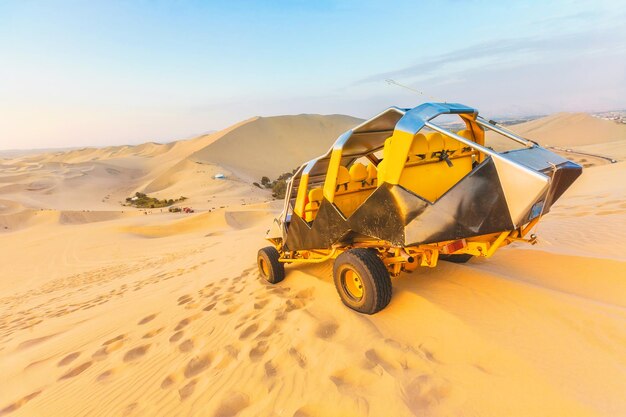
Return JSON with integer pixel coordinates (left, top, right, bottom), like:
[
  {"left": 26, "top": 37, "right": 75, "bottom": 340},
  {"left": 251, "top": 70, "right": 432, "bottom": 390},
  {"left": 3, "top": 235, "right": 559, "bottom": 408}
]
[
  {"left": 342, "top": 268, "right": 364, "bottom": 300},
  {"left": 259, "top": 257, "right": 270, "bottom": 277}
]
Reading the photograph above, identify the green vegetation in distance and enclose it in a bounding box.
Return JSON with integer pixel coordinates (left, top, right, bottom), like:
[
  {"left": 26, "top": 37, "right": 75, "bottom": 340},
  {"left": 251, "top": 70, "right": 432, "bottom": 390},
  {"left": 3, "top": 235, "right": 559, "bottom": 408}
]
[
  {"left": 124, "top": 192, "right": 187, "bottom": 208},
  {"left": 259, "top": 169, "right": 297, "bottom": 199}
]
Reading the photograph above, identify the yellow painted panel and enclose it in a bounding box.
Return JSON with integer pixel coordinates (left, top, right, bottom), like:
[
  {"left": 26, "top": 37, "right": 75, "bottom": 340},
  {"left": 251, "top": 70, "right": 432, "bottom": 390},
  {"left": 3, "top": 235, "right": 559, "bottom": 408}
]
[
  {"left": 323, "top": 149, "right": 343, "bottom": 203},
  {"left": 294, "top": 173, "right": 309, "bottom": 217},
  {"left": 380, "top": 130, "right": 414, "bottom": 185}
]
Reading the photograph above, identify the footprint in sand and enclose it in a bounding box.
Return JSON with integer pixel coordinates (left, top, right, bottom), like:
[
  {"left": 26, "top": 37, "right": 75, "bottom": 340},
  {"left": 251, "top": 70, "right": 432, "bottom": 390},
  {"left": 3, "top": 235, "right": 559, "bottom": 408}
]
[
  {"left": 288, "top": 347, "right": 307, "bottom": 369},
  {"left": 174, "top": 314, "right": 200, "bottom": 331},
  {"left": 122, "top": 402, "right": 139, "bottom": 416},
  {"left": 286, "top": 298, "right": 307, "bottom": 312},
  {"left": 96, "top": 369, "right": 116, "bottom": 382},
  {"left": 203, "top": 302, "right": 217, "bottom": 312},
  {"left": 403, "top": 374, "right": 453, "bottom": 412},
  {"left": 123, "top": 345, "right": 150, "bottom": 362},
  {"left": 184, "top": 354, "right": 212, "bottom": 378},
  {"left": 239, "top": 323, "right": 259, "bottom": 339},
  {"left": 264, "top": 360, "right": 277, "bottom": 378},
  {"left": 315, "top": 322, "right": 339, "bottom": 340},
  {"left": 58, "top": 351, "right": 81, "bottom": 367},
  {"left": 274, "top": 309, "right": 288, "bottom": 321},
  {"left": 249, "top": 341, "right": 269, "bottom": 361},
  {"left": 212, "top": 392, "right": 250, "bottom": 417},
  {"left": 179, "top": 339, "right": 195, "bottom": 353},
  {"left": 178, "top": 379, "right": 197, "bottom": 401},
  {"left": 295, "top": 288, "right": 315, "bottom": 300},
  {"left": 17, "top": 333, "right": 59, "bottom": 350},
  {"left": 142, "top": 327, "right": 165, "bottom": 339},
  {"left": 364, "top": 348, "right": 401, "bottom": 372},
  {"left": 103, "top": 334, "right": 126, "bottom": 345},
  {"left": 0, "top": 390, "right": 42, "bottom": 415},
  {"left": 177, "top": 295, "right": 193, "bottom": 306},
  {"left": 256, "top": 323, "right": 279, "bottom": 339},
  {"left": 138, "top": 314, "right": 157, "bottom": 325},
  {"left": 267, "top": 286, "right": 290, "bottom": 297},
  {"left": 225, "top": 345, "right": 239, "bottom": 358},
  {"left": 93, "top": 338, "right": 126, "bottom": 361},
  {"left": 219, "top": 305, "right": 240, "bottom": 315},
  {"left": 161, "top": 375, "right": 178, "bottom": 389},
  {"left": 418, "top": 344, "right": 442, "bottom": 364},
  {"left": 253, "top": 299, "right": 269, "bottom": 310},
  {"left": 169, "top": 331, "right": 184, "bottom": 343},
  {"left": 59, "top": 361, "right": 93, "bottom": 380}
]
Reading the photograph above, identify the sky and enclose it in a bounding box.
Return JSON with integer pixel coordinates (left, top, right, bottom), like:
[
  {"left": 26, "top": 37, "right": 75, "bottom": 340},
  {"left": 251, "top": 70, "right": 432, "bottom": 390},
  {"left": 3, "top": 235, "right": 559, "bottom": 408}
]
[{"left": 1, "top": 0, "right": 625, "bottom": 150}]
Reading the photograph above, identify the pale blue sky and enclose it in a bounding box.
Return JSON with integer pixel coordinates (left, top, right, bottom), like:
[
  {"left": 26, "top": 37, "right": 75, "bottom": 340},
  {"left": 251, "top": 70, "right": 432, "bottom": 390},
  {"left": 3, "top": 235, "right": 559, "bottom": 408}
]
[{"left": 1, "top": 0, "right": 625, "bottom": 149}]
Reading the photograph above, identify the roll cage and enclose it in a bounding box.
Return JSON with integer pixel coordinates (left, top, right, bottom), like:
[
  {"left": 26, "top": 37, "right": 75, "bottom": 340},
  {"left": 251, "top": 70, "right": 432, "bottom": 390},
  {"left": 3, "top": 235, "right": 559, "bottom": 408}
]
[{"left": 278, "top": 102, "right": 535, "bottom": 228}]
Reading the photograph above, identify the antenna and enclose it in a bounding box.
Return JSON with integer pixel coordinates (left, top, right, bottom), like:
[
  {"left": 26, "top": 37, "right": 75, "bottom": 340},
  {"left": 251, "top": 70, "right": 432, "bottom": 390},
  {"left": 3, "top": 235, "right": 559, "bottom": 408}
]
[{"left": 385, "top": 79, "right": 444, "bottom": 103}]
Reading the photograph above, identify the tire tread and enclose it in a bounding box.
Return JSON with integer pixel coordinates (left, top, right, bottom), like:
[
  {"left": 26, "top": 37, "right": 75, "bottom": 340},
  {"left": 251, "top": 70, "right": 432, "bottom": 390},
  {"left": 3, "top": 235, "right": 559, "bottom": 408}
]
[
  {"left": 258, "top": 246, "right": 285, "bottom": 284},
  {"left": 333, "top": 248, "right": 392, "bottom": 314}
]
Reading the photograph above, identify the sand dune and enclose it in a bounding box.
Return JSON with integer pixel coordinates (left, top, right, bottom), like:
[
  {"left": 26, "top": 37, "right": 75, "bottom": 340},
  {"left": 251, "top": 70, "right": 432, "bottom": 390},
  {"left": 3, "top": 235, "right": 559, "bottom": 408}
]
[
  {"left": 1, "top": 111, "right": 625, "bottom": 416},
  {"left": 486, "top": 113, "right": 626, "bottom": 158},
  {"left": 189, "top": 114, "right": 362, "bottom": 181},
  {"left": 1, "top": 161, "right": 625, "bottom": 416},
  {"left": 0, "top": 115, "right": 354, "bottom": 212},
  {"left": 509, "top": 113, "right": 626, "bottom": 147}
]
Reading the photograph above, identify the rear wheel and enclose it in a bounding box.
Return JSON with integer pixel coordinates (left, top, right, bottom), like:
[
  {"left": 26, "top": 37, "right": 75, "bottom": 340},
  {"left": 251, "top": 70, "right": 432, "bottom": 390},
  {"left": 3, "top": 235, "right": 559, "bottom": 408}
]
[
  {"left": 333, "top": 248, "right": 392, "bottom": 314},
  {"left": 257, "top": 246, "right": 285, "bottom": 284},
  {"left": 439, "top": 254, "right": 473, "bottom": 263}
]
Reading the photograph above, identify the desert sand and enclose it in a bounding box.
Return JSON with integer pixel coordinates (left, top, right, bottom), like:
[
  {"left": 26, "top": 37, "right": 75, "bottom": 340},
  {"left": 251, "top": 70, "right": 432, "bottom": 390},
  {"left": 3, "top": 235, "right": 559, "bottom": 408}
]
[{"left": 1, "top": 113, "right": 625, "bottom": 417}]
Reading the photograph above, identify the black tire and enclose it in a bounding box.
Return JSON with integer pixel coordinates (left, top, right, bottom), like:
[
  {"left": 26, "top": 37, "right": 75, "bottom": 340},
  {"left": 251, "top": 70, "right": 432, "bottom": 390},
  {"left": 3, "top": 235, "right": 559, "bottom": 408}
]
[
  {"left": 257, "top": 246, "right": 285, "bottom": 284},
  {"left": 439, "top": 254, "right": 473, "bottom": 263},
  {"left": 333, "top": 248, "right": 392, "bottom": 314}
]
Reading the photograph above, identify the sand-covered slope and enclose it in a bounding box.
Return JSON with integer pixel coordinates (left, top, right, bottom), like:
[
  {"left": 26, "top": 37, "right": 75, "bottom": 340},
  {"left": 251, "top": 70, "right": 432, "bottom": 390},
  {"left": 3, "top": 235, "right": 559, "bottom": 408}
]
[
  {"left": 0, "top": 115, "right": 360, "bottom": 213},
  {"left": 1, "top": 110, "right": 625, "bottom": 416},
  {"left": 189, "top": 115, "right": 362, "bottom": 181},
  {"left": 1, "top": 159, "right": 625, "bottom": 417},
  {"left": 509, "top": 113, "right": 626, "bottom": 147},
  {"left": 486, "top": 113, "right": 626, "bottom": 160}
]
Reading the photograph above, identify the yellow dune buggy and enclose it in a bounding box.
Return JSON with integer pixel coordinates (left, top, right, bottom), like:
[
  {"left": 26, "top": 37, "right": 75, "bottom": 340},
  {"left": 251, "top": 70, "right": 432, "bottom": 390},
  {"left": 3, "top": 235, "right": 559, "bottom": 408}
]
[{"left": 258, "top": 103, "right": 581, "bottom": 314}]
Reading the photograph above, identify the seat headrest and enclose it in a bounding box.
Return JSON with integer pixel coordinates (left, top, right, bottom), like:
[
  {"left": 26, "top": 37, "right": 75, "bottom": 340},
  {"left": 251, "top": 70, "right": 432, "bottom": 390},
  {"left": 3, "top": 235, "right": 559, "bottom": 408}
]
[
  {"left": 337, "top": 166, "right": 350, "bottom": 185},
  {"left": 349, "top": 163, "right": 367, "bottom": 182},
  {"left": 366, "top": 163, "right": 377, "bottom": 180},
  {"left": 443, "top": 135, "right": 460, "bottom": 152},
  {"left": 456, "top": 129, "right": 474, "bottom": 140},
  {"left": 410, "top": 133, "right": 429, "bottom": 156},
  {"left": 308, "top": 188, "right": 323, "bottom": 202},
  {"left": 425, "top": 133, "right": 444, "bottom": 156}
]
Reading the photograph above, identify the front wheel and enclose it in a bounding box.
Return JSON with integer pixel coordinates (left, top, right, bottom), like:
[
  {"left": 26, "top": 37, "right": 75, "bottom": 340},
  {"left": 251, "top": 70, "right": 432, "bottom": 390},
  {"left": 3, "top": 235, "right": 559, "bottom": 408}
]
[
  {"left": 333, "top": 248, "right": 392, "bottom": 314},
  {"left": 257, "top": 246, "right": 285, "bottom": 284}
]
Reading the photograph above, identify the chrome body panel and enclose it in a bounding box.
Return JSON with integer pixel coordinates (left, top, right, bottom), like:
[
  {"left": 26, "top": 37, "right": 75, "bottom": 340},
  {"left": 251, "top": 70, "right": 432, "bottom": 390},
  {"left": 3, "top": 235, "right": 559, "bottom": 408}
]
[{"left": 269, "top": 102, "right": 582, "bottom": 250}]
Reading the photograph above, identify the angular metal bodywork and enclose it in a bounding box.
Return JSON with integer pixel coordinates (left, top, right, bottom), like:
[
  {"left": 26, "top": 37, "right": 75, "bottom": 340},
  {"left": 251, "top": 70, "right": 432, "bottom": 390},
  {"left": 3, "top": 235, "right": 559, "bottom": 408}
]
[
  {"left": 270, "top": 103, "right": 582, "bottom": 252},
  {"left": 283, "top": 155, "right": 580, "bottom": 250}
]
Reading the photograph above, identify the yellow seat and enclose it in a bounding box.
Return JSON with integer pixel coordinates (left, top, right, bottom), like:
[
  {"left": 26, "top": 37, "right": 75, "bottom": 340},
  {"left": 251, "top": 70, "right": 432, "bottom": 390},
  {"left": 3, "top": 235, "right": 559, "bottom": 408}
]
[
  {"left": 381, "top": 129, "right": 475, "bottom": 203},
  {"left": 336, "top": 166, "right": 350, "bottom": 193},
  {"left": 399, "top": 132, "right": 450, "bottom": 201},
  {"left": 366, "top": 163, "right": 377, "bottom": 186},
  {"left": 456, "top": 130, "right": 475, "bottom": 155},
  {"left": 309, "top": 187, "right": 323, "bottom": 204},
  {"left": 349, "top": 163, "right": 368, "bottom": 189},
  {"left": 425, "top": 132, "right": 445, "bottom": 161},
  {"left": 456, "top": 129, "right": 473, "bottom": 140},
  {"left": 443, "top": 135, "right": 460, "bottom": 156},
  {"left": 304, "top": 188, "right": 324, "bottom": 222},
  {"left": 334, "top": 163, "right": 379, "bottom": 218},
  {"left": 407, "top": 133, "right": 429, "bottom": 163}
]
